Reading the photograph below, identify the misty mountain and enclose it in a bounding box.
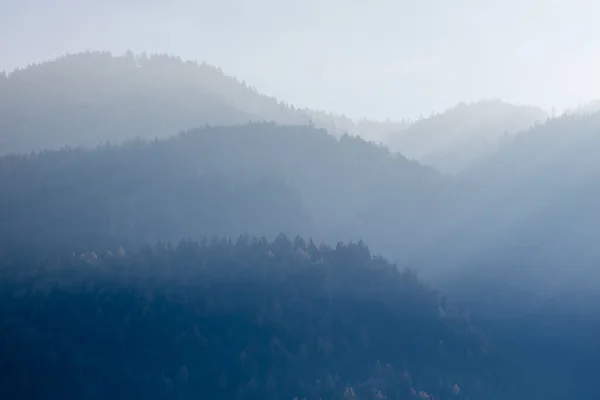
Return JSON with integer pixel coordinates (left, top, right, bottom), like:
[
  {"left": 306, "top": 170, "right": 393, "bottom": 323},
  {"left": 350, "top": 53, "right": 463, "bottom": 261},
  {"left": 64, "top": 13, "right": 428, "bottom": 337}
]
[
  {"left": 0, "top": 123, "right": 441, "bottom": 254},
  {"left": 385, "top": 100, "right": 547, "bottom": 173},
  {"left": 2, "top": 51, "right": 600, "bottom": 399},
  {"left": 407, "top": 111, "right": 600, "bottom": 311},
  {"left": 3, "top": 112, "right": 600, "bottom": 312},
  {"left": 0, "top": 52, "right": 403, "bottom": 155},
  {"left": 3, "top": 105, "right": 600, "bottom": 316},
  {"left": 566, "top": 99, "right": 600, "bottom": 116},
  {"left": 308, "top": 110, "right": 410, "bottom": 144},
  {"left": 1, "top": 236, "right": 591, "bottom": 400}
]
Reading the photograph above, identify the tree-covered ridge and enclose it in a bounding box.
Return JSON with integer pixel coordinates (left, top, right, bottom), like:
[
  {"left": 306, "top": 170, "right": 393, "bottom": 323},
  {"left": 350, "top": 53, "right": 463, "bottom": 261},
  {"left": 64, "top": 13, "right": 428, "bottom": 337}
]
[
  {"left": 0, "top": 51, "right": 405, "bottom": 155},
  {"left": 411, "top": 111, "right": 600, "bottom": 306},
  {"left": 4, "top": 114, "right": 600, "bottom": 309},
  {"left": 386, "top": 100, "right": 547, "bottom": 173},
  {"left": 0, "top": 236, "right": 517, "bottom": 400},
  {"left": 0, "top": 123, "right": 442, "bottom": 254}
]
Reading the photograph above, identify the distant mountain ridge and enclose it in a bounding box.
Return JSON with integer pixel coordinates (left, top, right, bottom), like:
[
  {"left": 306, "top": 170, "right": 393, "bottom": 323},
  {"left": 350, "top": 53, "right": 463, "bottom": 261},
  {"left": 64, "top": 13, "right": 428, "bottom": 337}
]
[
  {"left": 2, "top": 51, "right": 549, "bottom": 168},
  {"left": 566, "top": 99, "right": 600, "bottom": 116},
  {"left": 407, "top": 111, "right": 600, "bottom": 311},
  {"left": 0, "top": 51, "right": 406, "bottom": 155},
  {"left": 385, "top": 100, "right": 548, "bottom": 173}
]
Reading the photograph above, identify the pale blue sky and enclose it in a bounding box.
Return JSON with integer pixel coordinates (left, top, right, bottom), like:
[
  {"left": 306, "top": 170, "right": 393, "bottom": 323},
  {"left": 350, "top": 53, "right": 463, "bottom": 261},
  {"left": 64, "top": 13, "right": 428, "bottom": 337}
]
[{"left": 2, "top": 0, "right": 599, "bottom": 120}]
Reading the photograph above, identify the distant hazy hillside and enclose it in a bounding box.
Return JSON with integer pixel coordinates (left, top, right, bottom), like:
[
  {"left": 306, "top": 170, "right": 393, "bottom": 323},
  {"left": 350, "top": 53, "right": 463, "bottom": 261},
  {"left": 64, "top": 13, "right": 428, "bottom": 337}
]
[
  {"left": 408, "top": 111, "right": 600, "bottom": 310},
  {"left": 0, "top": 52, "right": 401, "bottom": 155},
  {"left": 567, "top": 99, "right": 600, "bottom": 116},
  {"left": 306, "top": 109, "right": 409, "bottom": 144},
  {"left": 0, "top": 123, "right": 440, "bottom": 253},
  {"left": 386, "top": 100, "right": 547, "bottom": 173}
]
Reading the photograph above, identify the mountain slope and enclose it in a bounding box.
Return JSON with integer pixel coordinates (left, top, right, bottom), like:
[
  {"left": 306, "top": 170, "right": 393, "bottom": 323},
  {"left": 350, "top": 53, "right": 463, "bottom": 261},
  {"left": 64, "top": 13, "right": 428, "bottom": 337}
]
[
  {"left": 408, "top": 112, "right": 600, "bottom": 310},
  {"left": 3, "top": 108, "right": 600, "bottom": 314},
  {"left": 2, "top": 76, "right": 600, "bottom": 398},
  {"left": 386, "top": 100, "right": 547, "bottom": 173},
  {"left": 4, "top": 112, "right": 600, "bottom": 311},
  {"left": 0, "top": 237, "right": 539, "bottom": 400},
  {"left": 0, "top": 123, "right": 442, "bottom": 254},
  {"left": 0, "top": 52, "right": 402, "bottom": 155}
]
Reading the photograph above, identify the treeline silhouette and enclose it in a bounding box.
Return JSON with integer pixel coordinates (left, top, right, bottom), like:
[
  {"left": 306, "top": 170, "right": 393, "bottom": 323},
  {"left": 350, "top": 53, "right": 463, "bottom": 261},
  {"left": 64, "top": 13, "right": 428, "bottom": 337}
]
[{"left": 0, "top": 236, "right": 530, "bottom": 400}]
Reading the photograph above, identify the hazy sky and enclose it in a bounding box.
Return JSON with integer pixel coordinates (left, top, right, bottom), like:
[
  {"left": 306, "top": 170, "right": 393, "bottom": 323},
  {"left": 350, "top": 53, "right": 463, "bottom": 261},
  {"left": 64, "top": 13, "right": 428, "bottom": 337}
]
[{"left": 2, "top": 0, "right": 599, "bottom": 120}]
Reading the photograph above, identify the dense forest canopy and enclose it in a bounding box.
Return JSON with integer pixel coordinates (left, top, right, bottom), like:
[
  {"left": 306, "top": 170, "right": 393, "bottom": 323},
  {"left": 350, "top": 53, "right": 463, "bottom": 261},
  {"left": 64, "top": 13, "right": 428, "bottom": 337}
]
[{"left": 1, "top": 236, "right": 595, "bottom": 400}]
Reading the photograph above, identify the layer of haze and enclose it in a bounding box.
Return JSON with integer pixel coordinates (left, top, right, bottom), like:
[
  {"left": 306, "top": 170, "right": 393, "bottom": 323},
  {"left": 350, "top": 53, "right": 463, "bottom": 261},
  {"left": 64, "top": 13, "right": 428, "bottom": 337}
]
[{"left": 2, "top": 0, "right": 600, "bottom": 120}]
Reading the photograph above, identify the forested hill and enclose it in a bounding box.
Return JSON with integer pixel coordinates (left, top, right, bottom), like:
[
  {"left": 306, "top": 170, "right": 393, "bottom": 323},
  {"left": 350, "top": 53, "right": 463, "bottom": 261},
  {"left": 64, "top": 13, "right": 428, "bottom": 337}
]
[
  {"left": 403, "top": 111, "right": 600, "bottom": 312},
  {"left": 0, "top": 52, "right": 405, "bottom": 155},
  {"left": 0, "top": 236, "right": 541, "bottom": 400},
  {"left": 2, "top": 53, "right": 600, "bottom": 399},
  {"left": 4, "top": 115, "right": 600, "bottom": 310},
  {"left": 4, "top": 114, "right": 600, "bottom": 312},
  {"left": 386, "top": 100, "right": 547, "bottom": 173},
  {"left": 0, "top": 123, "right": 442, "bottom": 253}
]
